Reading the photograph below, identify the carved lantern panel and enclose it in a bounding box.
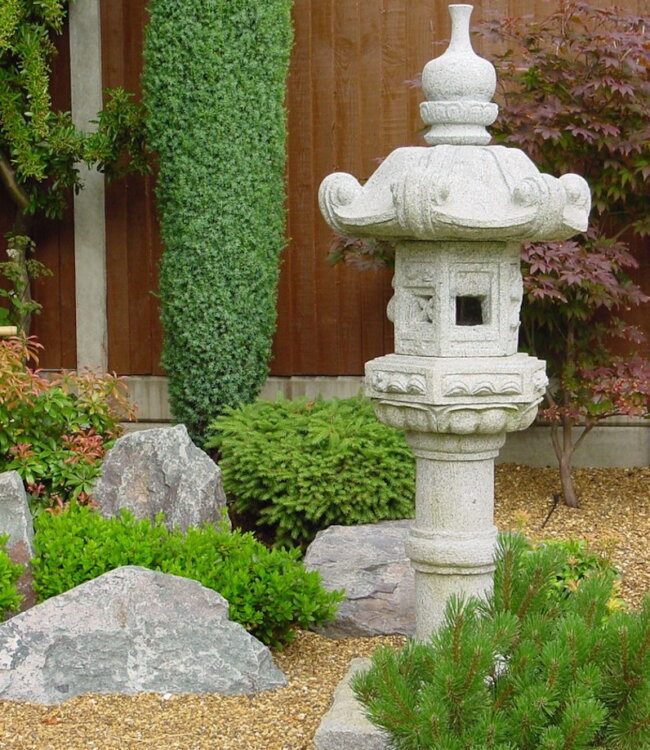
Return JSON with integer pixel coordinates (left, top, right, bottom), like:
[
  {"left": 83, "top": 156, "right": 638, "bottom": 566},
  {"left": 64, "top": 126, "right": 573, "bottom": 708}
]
[{"left": 391, "top": 241, "right": 522, "bottom": 358}]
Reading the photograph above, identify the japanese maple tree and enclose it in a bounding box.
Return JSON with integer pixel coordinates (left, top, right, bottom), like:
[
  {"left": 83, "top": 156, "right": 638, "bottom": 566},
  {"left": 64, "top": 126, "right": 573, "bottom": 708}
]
[{"left": 481, "top": 2, "right": 649, "bottom": 507}]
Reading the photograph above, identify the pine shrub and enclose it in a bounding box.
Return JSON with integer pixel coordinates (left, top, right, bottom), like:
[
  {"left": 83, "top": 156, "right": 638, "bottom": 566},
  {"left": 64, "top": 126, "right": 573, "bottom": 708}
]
[
  {"left": 205, "top": 397, "right": 415, "bottom": 549},
  {"left": 354, "top": 533, "right": 650, "bottom": 750},
  {"left": 32, "top": 505, "right": 342, "bottom": 648},
  {"left": 142, "top": 0, "right": 293, "bottom": 443}
]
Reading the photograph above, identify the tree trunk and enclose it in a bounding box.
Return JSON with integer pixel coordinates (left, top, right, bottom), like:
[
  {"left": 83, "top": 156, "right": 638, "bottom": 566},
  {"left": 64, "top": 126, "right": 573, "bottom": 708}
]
[
  {"left": 550, "top": 416, "right": 580, "bottom": 508},
  {"left": 558, "top": 453, "right": 579, "bottom": 508}
]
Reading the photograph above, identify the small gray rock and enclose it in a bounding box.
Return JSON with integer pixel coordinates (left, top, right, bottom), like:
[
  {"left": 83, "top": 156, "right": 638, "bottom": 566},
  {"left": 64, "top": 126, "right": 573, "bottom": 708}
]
[
  {"left": 0, "top": 471, "right": 36, "bottom": 615},
  {"left": 314, "top": 658, "right": 390, "bottom": 750},
  {"left": 304, "top": 520, "right": 415, "bottom": 637},
  {"left": 0, "top": 566, "right": 286, "bottom": 704},
  {"left": 93, "top": 424, "right": 228, "bottom": 531}
]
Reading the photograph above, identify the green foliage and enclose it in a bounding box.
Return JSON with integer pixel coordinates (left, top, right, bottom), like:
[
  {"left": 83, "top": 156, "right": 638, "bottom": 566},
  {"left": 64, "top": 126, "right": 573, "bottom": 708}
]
[
  {"left": 205, "top": 396, "right": 415, "bottom": 549},
  {"left": 0, "top": 533, "right": 23, "bottom": 620},
  {"left": 354, "top": 533, "right": 650, "bottom": 750},
  {"left": 0, "top": 0, "right": 148, "bottom": 330},
  {"left": 0, "top": 233, "right": 51, "bottom": 326},
  {"left": 142, "top": 0, "right": 293, "bottom": 443},
  {"left": 0, "top": 335, "right": 136, "bottom": 509},
  {"left": 32, "top": 505, "right": 343, "bottom": 648},
  {"left": 0, "top": 0, "right": 148, "bottom": 217}
]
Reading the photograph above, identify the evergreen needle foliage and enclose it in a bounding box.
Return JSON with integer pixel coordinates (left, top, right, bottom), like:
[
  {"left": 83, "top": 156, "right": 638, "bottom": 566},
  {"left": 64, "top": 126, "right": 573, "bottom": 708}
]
[
  {"left": 205, "top": 396, "right": 415, "bottom": 549},
  {"left": 142, "top": 0, "right": 293, "bottom": 443},
  {"left": 354, "top": 534, "right": 650, "bottom": 750},
  {"left": 32, "top": 504, "right": 342, "bottom": 648}
]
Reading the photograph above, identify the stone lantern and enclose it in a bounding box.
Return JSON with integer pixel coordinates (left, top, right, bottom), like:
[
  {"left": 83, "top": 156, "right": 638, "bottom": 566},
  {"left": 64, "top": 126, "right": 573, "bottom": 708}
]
[{"left": 319, "top": 4, "right": 590, "bottom": 639}]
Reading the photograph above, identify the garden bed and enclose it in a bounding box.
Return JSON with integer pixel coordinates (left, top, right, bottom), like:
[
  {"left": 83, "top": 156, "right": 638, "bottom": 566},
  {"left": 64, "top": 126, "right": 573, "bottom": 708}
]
[{"left": 0, "top": 464, "right": 648, "bottom": 750}]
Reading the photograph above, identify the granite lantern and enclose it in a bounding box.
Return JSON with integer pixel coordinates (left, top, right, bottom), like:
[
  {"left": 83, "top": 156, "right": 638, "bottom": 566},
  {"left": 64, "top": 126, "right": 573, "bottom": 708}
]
[{"left": 319, "top": 4, "right": 591, "bottom": 639}]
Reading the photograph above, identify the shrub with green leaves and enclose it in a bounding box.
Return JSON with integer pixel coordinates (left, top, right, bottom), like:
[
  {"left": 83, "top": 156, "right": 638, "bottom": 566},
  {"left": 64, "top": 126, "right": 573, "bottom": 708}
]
[
  {"left": 142, "top": 0, "right": 293, "bottom": 443},
  {"left": 0, "top": 336, "right": 135, "bottom": 509},
  {"left": 0, "top": 534, "right": 23, "bottom": 621},
  {"left": 32, "top": 505, "right": 342, "bottom": 648},
  {"left": 355, "top": 533, "right": 650, "bottom": 750},
  {"left": 205, "top": 397, "right": 415, "bottom": 549}
]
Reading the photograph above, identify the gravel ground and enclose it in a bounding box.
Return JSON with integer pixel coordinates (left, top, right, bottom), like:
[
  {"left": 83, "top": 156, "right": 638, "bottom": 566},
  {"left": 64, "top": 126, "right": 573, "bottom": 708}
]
[{"left": 0, "top": 464, "right": 648, "bottom": 750}]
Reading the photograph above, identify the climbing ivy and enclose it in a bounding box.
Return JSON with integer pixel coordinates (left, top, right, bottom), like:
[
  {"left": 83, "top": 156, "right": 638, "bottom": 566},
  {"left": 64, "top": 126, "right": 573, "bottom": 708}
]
[{"left": 142, "top": 0, "right": 293, "bottom": 443}]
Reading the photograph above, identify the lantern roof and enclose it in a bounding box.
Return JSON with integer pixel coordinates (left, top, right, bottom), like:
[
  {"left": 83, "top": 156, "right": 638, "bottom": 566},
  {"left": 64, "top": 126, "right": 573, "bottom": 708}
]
[{"left": 319, "top": 4, "right": 590, "bottom": 243}]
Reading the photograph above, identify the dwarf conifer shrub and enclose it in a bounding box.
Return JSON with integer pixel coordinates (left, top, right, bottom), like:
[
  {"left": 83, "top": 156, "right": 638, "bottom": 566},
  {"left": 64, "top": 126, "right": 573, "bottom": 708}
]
[
  {"left": 142, "top": 0, "right": 293, "bottom": 443},
  {"left": 355, "top": 533, "right": 650, "bottom": 750},
  {"left": 205, "top": 397, "right": 415, "bottom": 549},
  {"left": 32, "top": 505, "right": 342, "bottom": 647}
]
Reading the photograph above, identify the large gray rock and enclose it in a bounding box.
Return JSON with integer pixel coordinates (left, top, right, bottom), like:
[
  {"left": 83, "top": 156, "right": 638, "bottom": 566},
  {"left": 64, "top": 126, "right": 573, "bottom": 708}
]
[
  {"left": 93, "top": 424, "right": 228, "bottom": 531},
  {"left": 304, "top": 520, "right": 415, "bottom": 637},
  {"left": 0, "top": 471, "right": 35, "bottom": 614},
  {"left": 0, "top": 566, "right": 286, "bottom": 704}
]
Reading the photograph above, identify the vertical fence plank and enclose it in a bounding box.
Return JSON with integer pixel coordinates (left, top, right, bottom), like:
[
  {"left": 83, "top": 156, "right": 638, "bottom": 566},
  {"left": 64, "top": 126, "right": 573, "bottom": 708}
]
[
  {"left": 310, "top": 0, "right": 340, "bottom": 375},
  {"left": 31, "top": 25, "right": 77, "bottom": 369},
  {"left": 102, "top": 0, "right": 131, "bottom": 373},
  {"left": 280, "top": 0, "right": 318, "bottom": 375}
]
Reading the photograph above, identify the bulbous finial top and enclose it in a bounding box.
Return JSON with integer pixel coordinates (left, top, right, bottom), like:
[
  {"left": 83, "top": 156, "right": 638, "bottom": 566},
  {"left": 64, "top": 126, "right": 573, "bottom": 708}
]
[{"left": 420, "top": 4, "right": 499, "bottom": 145}]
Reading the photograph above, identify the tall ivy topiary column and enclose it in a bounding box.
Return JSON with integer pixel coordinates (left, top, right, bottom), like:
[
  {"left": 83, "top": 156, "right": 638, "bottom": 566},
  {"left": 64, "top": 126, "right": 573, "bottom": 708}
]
[{"left": 143, "top": 0, "right": 293, "bottom": 442}]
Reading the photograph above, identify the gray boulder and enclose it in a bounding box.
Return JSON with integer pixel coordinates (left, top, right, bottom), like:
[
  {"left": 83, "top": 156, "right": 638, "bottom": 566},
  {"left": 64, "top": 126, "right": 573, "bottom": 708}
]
[
  {"left": 304, "top": 520, "right": 415, "bottom": 637},
  {"left": 0, "top": 566, "right": 286, "bottom": 704},
  {"left": 0, "top": 471, "right": 35, "bottom": 614},
  {"left": 93, "top": 424, "right": 228, "bottom": 531}
]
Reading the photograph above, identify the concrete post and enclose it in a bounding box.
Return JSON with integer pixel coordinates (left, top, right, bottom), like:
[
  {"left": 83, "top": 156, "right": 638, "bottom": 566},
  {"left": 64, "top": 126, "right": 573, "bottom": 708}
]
[{"left": 69, "top": 0, "right": 108, "bottom": 371}]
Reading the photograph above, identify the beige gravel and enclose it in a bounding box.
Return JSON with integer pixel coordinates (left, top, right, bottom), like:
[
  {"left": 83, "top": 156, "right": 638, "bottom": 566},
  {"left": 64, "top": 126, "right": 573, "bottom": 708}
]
[{"left": 0, "top": 464, "right": 648, "bottom": 750}]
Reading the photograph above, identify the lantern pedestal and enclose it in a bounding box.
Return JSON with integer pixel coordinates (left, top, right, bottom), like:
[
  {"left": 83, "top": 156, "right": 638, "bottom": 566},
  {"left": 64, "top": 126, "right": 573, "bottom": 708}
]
[{"left": 367, "top": 350, "right": 545, "bottom": 637}]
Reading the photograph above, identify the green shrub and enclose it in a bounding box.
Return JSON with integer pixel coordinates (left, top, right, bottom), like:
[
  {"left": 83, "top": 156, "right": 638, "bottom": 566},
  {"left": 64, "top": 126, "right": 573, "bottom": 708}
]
[
  {"left": 205, "top": 396, "right": 415, "bottom": 549},
  {"left": 142, "top": 0, "right": 293, "bottom": 443},
  {"left": 0, "top": 534, "right": 23, "bottom": 621},
  {"left": 0, "top": 336, "right": 135, "bottom": 510},
  {"left": 32, "top": 505, "right": 342, "bottom": 648},
  {"left": 354, "top": 533, "right": 650, "bottom": 750}
]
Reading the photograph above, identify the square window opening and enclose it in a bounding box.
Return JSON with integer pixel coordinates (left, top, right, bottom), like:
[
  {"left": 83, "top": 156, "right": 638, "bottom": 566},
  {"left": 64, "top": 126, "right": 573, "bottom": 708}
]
[{"left": 455, "top": 296, "right": 485, "bottom": 326}]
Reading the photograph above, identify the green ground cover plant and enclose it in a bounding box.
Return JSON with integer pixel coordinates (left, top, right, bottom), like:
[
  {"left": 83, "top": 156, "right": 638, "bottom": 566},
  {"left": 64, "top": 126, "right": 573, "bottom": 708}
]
[
  {"left": 205, "top": 396, "right": 415, "bottom": 549},
  {"left": 0, "top": 534, "right": 23, "bottom": 620},
  {"left": 0, "top": 335, "right": 136, "bottom": 510},
  {"left": 354, "top": 533, "right": 649, "bottom": 750},
  {"left": 143, "top": 0, "right": 293, "bottom": 444},
  {"left": 32, "top": 505, "right": 343, "bottom": 648}
]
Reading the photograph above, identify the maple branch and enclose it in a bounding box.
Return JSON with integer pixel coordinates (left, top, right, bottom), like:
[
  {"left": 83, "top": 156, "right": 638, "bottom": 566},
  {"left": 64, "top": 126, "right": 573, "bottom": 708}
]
[{"left": 572, "top": 422, "right": 595, "bottom": 454}]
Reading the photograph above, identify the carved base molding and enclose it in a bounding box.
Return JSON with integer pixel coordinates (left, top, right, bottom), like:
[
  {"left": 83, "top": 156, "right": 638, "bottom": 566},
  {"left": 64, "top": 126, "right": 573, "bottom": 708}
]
[{"left": 366, "top": 352, "right": 547, "bottom": 436}]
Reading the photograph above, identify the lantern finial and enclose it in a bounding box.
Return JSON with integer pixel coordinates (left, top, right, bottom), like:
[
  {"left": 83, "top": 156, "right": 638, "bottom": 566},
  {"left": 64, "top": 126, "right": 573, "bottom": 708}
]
[{"left": 420, "top": 4, "right": 498, "bottom": 145}]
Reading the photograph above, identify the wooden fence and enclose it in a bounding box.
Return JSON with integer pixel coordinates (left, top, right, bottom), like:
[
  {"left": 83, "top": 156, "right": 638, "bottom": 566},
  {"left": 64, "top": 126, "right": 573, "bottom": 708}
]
[{"left": 2, "top": 0, "right": 648, "bottom": 373}]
